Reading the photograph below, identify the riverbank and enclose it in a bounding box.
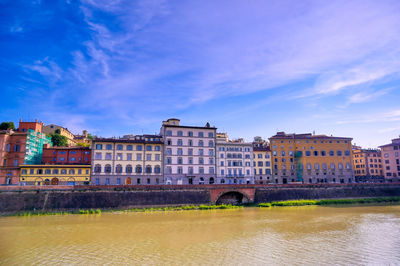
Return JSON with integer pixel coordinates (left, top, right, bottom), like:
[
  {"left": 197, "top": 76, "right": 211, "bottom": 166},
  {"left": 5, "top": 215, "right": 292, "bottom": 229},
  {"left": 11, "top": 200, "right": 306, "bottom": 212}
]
[
  {"left": 258, "top": 196, "right": 400, "bottom": 207},
  {"left": 6, "top": 197, "right": 400, "bottom": 217}
]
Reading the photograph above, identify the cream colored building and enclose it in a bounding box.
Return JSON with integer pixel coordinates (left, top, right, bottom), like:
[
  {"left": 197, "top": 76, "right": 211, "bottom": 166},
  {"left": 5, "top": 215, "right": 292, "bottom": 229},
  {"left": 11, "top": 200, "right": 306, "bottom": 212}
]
[
  {"left": 216, "top": 133, "right": 254, "bottom": 184},
  {"left": 252, "top": 138, "right": 272, "bottom": 184},
  {"left": 43, "top": 124, "right": 76, "bottom": 146},
  {"left": 91, "top": 135, "right": 163, "bottom": 185}
]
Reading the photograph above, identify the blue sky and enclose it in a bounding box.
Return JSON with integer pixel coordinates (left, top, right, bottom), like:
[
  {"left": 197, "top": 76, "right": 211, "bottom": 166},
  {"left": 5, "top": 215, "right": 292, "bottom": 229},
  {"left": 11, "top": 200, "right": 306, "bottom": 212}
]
[{"left": 1, "top": 0, "right": 400, "bottom": 148}]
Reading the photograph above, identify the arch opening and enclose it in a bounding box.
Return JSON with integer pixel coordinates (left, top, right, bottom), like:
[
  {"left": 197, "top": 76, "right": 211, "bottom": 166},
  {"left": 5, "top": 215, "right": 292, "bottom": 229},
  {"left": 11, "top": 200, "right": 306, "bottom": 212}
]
[{"left": 215, "top": 191, "right": 249, "bottom": 205}]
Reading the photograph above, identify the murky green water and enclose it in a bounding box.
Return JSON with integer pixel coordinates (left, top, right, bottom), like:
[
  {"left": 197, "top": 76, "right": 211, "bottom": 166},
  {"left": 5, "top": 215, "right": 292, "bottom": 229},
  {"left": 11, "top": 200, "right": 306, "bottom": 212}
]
[{"left": 1, "top": 205, "right": 400, "bottom": 265}]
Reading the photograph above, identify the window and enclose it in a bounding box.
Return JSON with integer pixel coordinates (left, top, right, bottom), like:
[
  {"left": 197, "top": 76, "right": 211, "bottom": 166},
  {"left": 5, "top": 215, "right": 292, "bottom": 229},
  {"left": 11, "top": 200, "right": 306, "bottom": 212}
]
[
  {"left": 21, "top": 169, "right": 27, "bottom": 175},
  {"left": 177, "top": 139, "right": 183, "bottom": 146},
  {"left": 137, "top": 154, "right": 142, "bottom": 161},
  {"left": 155, "top": 154, "right": 161, "bottom": 161},
  {"left": 106, "top": 144, "right": 112, "bottom": 150},
  {"left": 95, "top": 153, "right": 102, "bottom": 160},
  {"left": 53, "top": 169, "right": 59, "bottom": 174},
  {"left": 146, "top": 166, "right": 152, "bottom": 173},
  {"left": 146, "top": 154, "right": 151, "bottom": 161},
  {"left": 188, "top": 131, "right": 193, "bottom": 137},
  {"left": 198, "top": 140, "right": 204, "bottom": 147},
  {"left": 329, "top": 150, "right": 334, "bottom": 156},
  {"left": 37, "top": 169, "right": 43, "bottom": 174},
  {"left": 177, "top": 148, "right": 183, "bottom": 155},
  {"left": 127, "top": 145, "right": 133, "bottom": 151},
  {"left": 166, "top": 130, "right": 172, "bottom": 136},
  {"left": 95, "top": 178, "right": 100, "bottom": 185},
  {"left": 116, "top": 153, "right": 123, "bottom": 160},
  {"left": 127, "top": 153, "right": 132, "bottom": 160},
  {"left": 167, "top": 157, "right": 172, "bottom": 164},
  {"left": 137, "top": 145, "right": 143, "bottom": 151},
  {"left": 281, "top": 151, "right": 285, "bottom": 156},
  {"left": 322, "top": 163, "right": 327, "bottom": 170},
  {"left": 167, "top": 148, "right": 172, "bottom": 155},
  {"left": 209, "top": 158, "right": 214, "bottom": 164},
  {"left": 198, "top": 132, "right": 204, "bottom": 137},
  {"left": 177, "top": 167, "right": 183, "bottom": 174},
  {"left": 146, "top": 146, "right": 152, "bottom": 151},
  {"left": 105, "top": 178, "right": 110, "bottom": 185},
  {"left": 105, "top": 153, "right": 112, "bottom": 160},
  {"left": 344, "top": 150, "right": 350, "bottom": 156},
  {"left": 337, "top": 150, "right": 342, "bottom": 156},
  {"left": 346, "top": 163, "right": 351, "bottom": 169},
  {"left": 94, "top": 164, "right": 101, "bottom": 173},
  {"left": 155, "top": 146, "right": 161, "bottom": 151},
  {"left": 136, "top": 165, "right": 142, "bottom": 173},
  {"left": 199, "top": 157, "right": 204, "bottom": 164},
  {"left": 314, "top": 163, "right": 320, "bottom": 170},
  {"left": 209, "top": 167, "right": 215, "bottom": 174},
  {"left": 59, "top": 157, "right": 65, "bottom": 161},
  {"left": 199, "top": 167, "right": 204, "bottom": 174},
  {"left": 61, "top": 169, "right": 67, "bottom": 174},
  {"left": 208, "top": 132, "right": 213, "bottom": 138},
  {"left": 314, "top": 151, "right": 318, "bottom": 156},
  {"left": 14, "top": 159, "right": 18, "bottom": 166},
  {"left": 209, "top": 140, "right": 214, "bottom": 147},
  {"left": 117, "top": 144, "right": 123, "bottom": 150},
  {"left": 117, "top": 178, "right": 121, "bottom": 185},
  {"left": 305, "top": 151, "right": 311, "bottom": 156},
  {"left": 45, "top": 169, "right": 51, "bottom": 174},
  {"left": 178, "top": 157, "right": 183, "bottom": 164},
  {"left": 105, "top": 165, "right": 112, "bottom": 173},
  {"left": 338, "top": 163, "right": 343, "bottom": 169},
  {"left": 321, "top": 151, "right": 326, "bottom": 156},
  {"left": 307, "top": 163, "right": 312, "bottom": 170},
  {"left": 154, "top": 165, "right": 161, "bottom": 174},
  {"left": 177, "top": 131, "right": 183, "bottom": 136},
  {"left": 70, "top": 151, "right": 77, "bottom": 155},
  {"left": 69, "top": 169, "right": 75, "bottom": 175},
  {"left": 116, "top": 164, "right": 122, "bottom": 173},
  {"left": 78, "top": 169, "right": 82, "bottom": 175}
]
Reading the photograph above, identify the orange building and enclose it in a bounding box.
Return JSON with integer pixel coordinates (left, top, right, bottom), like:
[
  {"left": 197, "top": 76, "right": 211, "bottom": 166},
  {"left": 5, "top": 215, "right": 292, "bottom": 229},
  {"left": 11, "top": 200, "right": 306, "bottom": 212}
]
[
  {"left": 352, "top": 146, "right": 383, "bottom": 182},
  {"left": 379, "top": 137, "right": 400, "bottom": 181},
  {"left": 269, "top": 132, "right": 354, "bottom": 184}
]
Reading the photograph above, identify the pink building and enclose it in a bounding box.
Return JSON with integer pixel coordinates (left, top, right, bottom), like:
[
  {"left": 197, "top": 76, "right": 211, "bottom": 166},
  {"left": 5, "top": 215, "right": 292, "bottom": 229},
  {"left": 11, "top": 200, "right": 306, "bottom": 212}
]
[{"left": 379, "top": 137, "right": 400, "bottom": 181}]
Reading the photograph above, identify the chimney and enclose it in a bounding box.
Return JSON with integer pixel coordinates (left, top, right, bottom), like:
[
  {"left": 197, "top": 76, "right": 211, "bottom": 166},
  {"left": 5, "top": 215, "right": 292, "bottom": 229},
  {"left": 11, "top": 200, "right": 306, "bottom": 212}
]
[{"left": 35, "top": 119, "right": 38, "bottom": 123}]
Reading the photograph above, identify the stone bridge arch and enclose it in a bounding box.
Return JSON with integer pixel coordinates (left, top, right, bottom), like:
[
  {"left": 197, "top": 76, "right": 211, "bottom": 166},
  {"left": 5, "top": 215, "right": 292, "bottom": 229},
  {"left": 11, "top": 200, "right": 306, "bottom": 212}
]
[{"left": 210, "top": 188, "right": 255, "bottom": 205}]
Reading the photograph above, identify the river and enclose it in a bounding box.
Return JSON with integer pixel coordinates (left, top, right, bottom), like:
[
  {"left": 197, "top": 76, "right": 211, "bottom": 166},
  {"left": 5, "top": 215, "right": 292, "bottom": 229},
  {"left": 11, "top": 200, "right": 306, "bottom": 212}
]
[{"left": 1, "top": 205, "right": 400, "bottom": 265}]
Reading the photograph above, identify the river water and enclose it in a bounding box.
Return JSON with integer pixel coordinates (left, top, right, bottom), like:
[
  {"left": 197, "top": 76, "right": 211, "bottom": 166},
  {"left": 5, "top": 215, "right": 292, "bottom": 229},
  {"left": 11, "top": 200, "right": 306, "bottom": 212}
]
[{"left": 1, "top": 205, "right": 400, "bottom": 265}]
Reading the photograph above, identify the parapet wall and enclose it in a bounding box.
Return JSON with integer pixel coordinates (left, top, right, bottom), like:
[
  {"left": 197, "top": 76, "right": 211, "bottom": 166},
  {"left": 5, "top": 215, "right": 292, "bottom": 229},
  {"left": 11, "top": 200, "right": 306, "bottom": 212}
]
[
  {"left": 254, "top": 185, "right": 400, "bottom": 203},
  {"left": 0, "top": 184, "right": 399, "bottom": 214}
]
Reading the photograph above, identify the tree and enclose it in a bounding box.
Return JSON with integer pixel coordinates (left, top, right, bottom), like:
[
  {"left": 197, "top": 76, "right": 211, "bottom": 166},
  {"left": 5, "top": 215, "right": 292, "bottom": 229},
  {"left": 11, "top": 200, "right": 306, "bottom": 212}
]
[
  {"left": 55, "top": 129, "right": 61, "bottom": 134},
  {"left": 50, "top": 134, "right": 68, "bottom": 147},
  {"left": 76, "top": 142, "right": 90, "bottom": 147},
  {"left": 0, "top": 122, "right": 15, "bottom": 130}
]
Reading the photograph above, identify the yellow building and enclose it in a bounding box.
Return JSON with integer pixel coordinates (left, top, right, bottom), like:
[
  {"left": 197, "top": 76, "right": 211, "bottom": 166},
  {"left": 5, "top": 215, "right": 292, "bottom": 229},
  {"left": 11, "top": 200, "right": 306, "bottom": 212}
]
[
  {"left": 91, "top": 135, "right": 163, "bottom": 185},
  {"left": 269, "top": 132, "right": 354, "bottom": 184},
  {"left": 20, "top": 165, "right": 90, "bottom": 185},
  {"left": 252, "top": 139, "right": 272, "bottom": 184},
  {"left": 43, "top": 124, "right": 76, "bottom": 146}
]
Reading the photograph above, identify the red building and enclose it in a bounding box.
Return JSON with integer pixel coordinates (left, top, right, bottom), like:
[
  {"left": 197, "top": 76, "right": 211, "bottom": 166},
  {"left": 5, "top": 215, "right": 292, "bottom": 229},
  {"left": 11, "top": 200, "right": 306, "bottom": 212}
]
[{"left": 42, "top": 145, "right": 91, "bottom": 165}]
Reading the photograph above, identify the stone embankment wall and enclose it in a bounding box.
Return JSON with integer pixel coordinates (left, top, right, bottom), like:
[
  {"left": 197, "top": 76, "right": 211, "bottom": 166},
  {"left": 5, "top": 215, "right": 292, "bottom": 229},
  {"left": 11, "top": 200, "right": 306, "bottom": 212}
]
[
  {"left": 0, "top": 184, "right": 400, "bottom": 214},
  {"left": 0, "top": 188, "right": 210, "bottom": 214},
  {"left": 254, "top": 185, "right": 400, "bottom": 203}
]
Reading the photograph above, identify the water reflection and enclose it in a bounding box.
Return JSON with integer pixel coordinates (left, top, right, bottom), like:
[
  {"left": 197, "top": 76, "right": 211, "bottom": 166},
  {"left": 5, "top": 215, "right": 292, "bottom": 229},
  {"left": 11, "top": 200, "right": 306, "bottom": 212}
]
[{"left": 0, "top": 206, "right": 399, "bottom": 265}]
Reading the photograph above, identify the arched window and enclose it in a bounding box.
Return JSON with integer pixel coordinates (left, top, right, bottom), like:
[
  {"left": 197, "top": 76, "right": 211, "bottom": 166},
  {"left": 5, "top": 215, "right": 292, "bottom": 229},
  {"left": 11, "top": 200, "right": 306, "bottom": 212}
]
[
  {"left": 135, "top": 165, "right": 142, "bottom": 173},
  {"left": 199, "top": 177, "right": 204, "bottom": 184},
  {"left": 146, "top": 165, "right": 152, "bottom": 174},
  {"left": 208, "top": 140, "right": 214, "bottom": 147},
  {"left": 69, "top": 169, "right": 75, "bottom": 175},
  {"left": 116, "top": 164, "right": 122, "bottom": 173},
  {"left": 126, "top": 165, "right": 132, "bottom": 173},
  {"left": 209, "top": 177, "right": 215, "bottom": 184},
  {"left": 94, "top": 164, "right": 101, "bottom": 173},
  {"left": 117, "top": 144, "right": 123, "bottom": 150},
  {"left": 221, "top": 179, "right": 225, "bottom": 184},
  {"left": 337, "top": 150, "right": 343, "bottom": 156},
  {"left": 322, "top": 163, "right": 327, "bottom": 169},
  {"left": 105, "top": 164, "right": 112, "bottom": 173},
  {"left": 314, "top": 163, "right": 320, "bottom": 170},
  {"left": 346, "top": 163, "right": 351, "bottom": 169},
  {"left": 338, "top": 163, "right": 343, "bottom": 169},
  {"left": 154, "top": 165, "right": 161, "bottom": 174},
  {"left": 330, "top": 163, "right": 336, "bottom": 169},
  {"left": 329, "top": 150, "right": 335, "bottom": 156},
  {"left": 306, "top": 163, "right": 312, "bottom": 170},
  {"left": 198, "top": 140, "right": 204, "bottom": 147}
]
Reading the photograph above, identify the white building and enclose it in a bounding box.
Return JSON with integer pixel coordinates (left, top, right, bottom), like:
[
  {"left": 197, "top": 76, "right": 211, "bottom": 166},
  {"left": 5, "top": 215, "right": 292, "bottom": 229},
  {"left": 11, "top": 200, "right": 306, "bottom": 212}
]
[
  {"left": 160, "top": 118, "right": 217, "bottom": 185},
  {"left": 216, "top": 133, "right": 254, "bottom": 184}
]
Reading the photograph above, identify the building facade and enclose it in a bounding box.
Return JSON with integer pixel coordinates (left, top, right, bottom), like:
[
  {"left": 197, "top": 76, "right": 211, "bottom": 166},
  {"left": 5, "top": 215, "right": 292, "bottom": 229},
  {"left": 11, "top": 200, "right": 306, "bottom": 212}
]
[
  {"left": 269, "top": 132, "right": 354, "bottom": 184},
  {"left": 0, "top": 120, "right": 51, "bottom": 185},
  {"left": 215, "top": 133, "right": 254, "bottom": 184},
  {"left": 252, "top": 139, "right": 272, "bottom": 184},
  {"left": 42, "top": 124, "right": 76, "bottom": 146},
  {"left": 379, "top": 137, "right": 400, "bottom": 181},
  {"left": 20, "top": 165, "right": 90, "bottom": 185},
  {"left": 160, "top": 118, "right": 217, "bottom": 185},
  {"left": 352, "top": 146, "right": 383, "bottom": 182},
  {"left": 91, "top": 135, "right": 163, "bottom": 185},
  {"left": 42, "top": 145, "right": 91, "bottom": 165}
]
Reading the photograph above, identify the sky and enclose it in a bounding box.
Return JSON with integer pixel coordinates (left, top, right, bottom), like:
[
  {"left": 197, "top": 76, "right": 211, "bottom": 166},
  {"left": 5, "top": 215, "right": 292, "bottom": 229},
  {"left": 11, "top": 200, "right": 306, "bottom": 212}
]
[{"left": 1, "top": 0, "right": 400, "bottom": 148}]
